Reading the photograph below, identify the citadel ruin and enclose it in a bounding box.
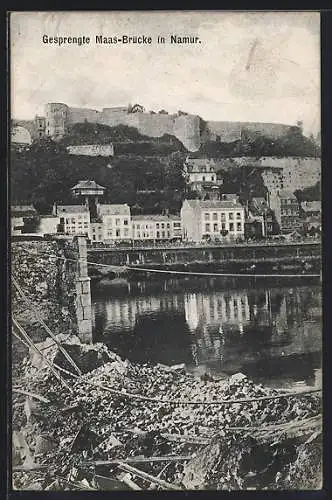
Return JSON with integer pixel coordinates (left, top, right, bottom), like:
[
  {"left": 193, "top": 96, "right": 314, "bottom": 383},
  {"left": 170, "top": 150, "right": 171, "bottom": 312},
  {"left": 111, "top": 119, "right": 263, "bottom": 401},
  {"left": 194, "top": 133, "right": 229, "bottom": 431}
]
[{"left": 13, "top": 102, "right": 301, "bottom": 152}]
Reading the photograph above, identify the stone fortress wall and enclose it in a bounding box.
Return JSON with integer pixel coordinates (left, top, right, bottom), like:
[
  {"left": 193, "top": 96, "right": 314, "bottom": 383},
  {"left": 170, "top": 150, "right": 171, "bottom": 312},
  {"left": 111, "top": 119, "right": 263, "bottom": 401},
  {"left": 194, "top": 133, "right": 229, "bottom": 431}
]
[
  {"left": 42, "top": 102, "right": 298, "bottom": 152},
  {"left": 13, "top": 102, "right": 303, "bottom": 152},
  {"left": 228, "top": 156, "right": 321, "bottom": 192},
  {"left": 206, "top": 121, "right": 293, "bottom": 143},
  {"left": 66, "top": 144, "right": 115, "bottom": 156}
]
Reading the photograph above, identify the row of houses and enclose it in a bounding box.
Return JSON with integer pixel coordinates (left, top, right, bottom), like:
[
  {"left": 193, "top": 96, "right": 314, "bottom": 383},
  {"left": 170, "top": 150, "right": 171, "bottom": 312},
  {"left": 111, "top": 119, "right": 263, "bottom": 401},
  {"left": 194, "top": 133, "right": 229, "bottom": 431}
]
[
  {"left": 11, "top": 180, "right": 321, "bottom": 244},
  {"left": 11, "top": 200, "right": 245, "bottom": 243}
]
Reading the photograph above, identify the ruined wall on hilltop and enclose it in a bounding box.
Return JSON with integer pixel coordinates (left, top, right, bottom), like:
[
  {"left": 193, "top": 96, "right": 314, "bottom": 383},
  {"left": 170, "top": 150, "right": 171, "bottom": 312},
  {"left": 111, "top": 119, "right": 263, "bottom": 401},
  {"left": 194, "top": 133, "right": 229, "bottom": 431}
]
[
  {"left": 66, "top": 144, "right": 115, "bottom": 156},
  {"left": 45, "top": 103, "right": 70, "bottom": 138},
  {"left": 231, "top": 156, "right": 321, "bottom": 191},
  {"left": 42, "top": 102, "right": 301, "bottom": 151},
  {"left": 67, "top": 106, "right": 101, "bottom": 124},
  {"left": 98, "top": 107, "right": 131, "bottom": 127},
  {"left": 206, "top": 121, "right": 295, "bottom": 142},
  {"left": 174, "top": 114, "right": 201, "bottom": 151},
  {"left": 127, "top": 112, "right": 174, "bottom": 136}
]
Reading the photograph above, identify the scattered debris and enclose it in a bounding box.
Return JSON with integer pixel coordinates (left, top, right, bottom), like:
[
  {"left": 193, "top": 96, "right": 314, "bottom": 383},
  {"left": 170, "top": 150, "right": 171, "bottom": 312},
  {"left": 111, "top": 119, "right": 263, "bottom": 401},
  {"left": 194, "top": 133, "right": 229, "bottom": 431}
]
[{"left": 12, "top": 333, "right": 322, "bottom": 490}]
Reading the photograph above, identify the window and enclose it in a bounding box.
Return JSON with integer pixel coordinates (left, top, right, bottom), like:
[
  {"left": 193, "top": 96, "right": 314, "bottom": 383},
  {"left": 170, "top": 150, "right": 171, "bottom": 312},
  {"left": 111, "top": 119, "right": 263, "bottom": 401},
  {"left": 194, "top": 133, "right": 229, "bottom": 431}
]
[
  {"left": 205, "top": 223, "right": 210, "bottom": 232},
  {"left": 228, "top": 213, "right": 234, "bottom": 220},
  {"left": 124, "top": 219, "right": 128, "bottom": 225},
  {"left": 137, "top": 232, "right": 141, "bottom": 238},
  {"left": 116, "top": 229, "right": 120, "bottom": 237},
  {"left": 202, "top": 176, "right": 205, "bottom": 182},
  {"left": 137, "top": 224, "right": 140, "bottom": 229},
  {"left": 236, "top": 222, "right": 242, "bottom": 231},
  {"left": 174, "top": 222, "right": 181, "bottom": 228},
  {"left": 204, "top": 213, "right": 210, "bottom": 221},
  {"left": 161, "top": 223, "right": 165, "bottom": 229},
  {"left": 156, "top": 231, "right": 160, "bottom": 238},
  {"left": 229, "top": 223, "right": 234, "bottom": 231},
  {"left": 221, "top": 223, "right": 226, "bottom": 230},
  {"left": 156, "top": 223, "right": 159, "bottom": 229},
  {"left": 65, "top": 219, "right": 69, "bottom": 224},
  {"left": 92, "top": 228, "right": 96, "bottom": 233},
  {"left": 213, "top": 212, "right": 218, "bottom": 221},
  {"left": 236, "top": 212, "right": 241, "bottom": 219},
  {"left": 167, "top": 223, "right": 170, "bottom": 228},
  {"left": 116, "top": 218, "right": 120, "bottom": 226},
  {"left": 213, "top": 223, "right": 218, "bottom": 232},
  {"left": 220, "top": 212, "right": 225, "bottom": 220},
  {"left": 92, "top": 235, "right": 96, "bottom": 241},
  {"left": 167, "top": 231, "right": 170, "bottom": 238},
  {"left": 162, "top": 231, "right": 165, "bottom": 238},
  {"left": 124, "top": 228, "right": 129, "bottom": 236}
]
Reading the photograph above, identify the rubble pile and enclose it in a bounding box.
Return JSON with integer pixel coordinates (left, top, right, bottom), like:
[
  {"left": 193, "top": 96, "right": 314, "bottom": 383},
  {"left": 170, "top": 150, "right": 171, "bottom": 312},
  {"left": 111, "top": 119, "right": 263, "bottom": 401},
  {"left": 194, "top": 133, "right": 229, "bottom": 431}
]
[{"left": 12, "top": 336, "right": 322, "bottom": 491}]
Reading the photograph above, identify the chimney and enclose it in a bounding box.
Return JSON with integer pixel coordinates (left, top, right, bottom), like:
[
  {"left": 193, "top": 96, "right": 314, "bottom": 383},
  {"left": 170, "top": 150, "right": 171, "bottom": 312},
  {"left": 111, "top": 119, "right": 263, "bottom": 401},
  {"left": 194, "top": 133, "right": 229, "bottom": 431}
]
[{"left": 52, "top": 202, "right": 57, "bottom": 216}]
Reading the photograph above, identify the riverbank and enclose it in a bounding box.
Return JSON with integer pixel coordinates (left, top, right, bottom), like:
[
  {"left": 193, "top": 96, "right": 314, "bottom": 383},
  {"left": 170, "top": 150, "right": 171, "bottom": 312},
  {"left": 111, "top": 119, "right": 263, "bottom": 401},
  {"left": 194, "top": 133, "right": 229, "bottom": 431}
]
[{"left": 12, "top": 334, "right": 322, "bottom": 491}]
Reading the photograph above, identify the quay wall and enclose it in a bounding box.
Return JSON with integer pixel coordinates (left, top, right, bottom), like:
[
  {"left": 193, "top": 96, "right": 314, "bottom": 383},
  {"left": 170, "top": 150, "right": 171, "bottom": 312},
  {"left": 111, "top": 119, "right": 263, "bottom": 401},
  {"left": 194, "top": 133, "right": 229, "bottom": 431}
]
[{"left": 87, "top": 242, "right": 321, "bottom": 268}]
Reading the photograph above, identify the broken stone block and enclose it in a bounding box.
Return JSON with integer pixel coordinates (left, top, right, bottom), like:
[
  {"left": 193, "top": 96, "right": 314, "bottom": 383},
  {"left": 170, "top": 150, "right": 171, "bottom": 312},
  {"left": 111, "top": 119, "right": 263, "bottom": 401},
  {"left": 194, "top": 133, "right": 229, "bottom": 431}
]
[{"left": 34, "top": 434, "right": 58, "bottom": 456}]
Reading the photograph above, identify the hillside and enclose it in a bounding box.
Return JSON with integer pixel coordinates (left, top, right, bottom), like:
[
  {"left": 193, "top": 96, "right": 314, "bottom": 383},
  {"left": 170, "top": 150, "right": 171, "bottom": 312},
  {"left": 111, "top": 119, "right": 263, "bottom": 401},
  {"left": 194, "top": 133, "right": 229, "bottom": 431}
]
[
  {"left": 10, "top": 141, "right": 187, "bottom": 215},
  {"left": 198, "top": 126, "right": 320, "bottom": 159},
  {"left": 59, "top": 123, "right": 187, "bottom": 155}
]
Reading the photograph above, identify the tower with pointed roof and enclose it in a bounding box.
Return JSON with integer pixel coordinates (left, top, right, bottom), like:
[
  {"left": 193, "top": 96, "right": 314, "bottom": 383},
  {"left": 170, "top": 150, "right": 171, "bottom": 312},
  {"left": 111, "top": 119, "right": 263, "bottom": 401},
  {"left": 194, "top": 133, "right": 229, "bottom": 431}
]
[{"left": 71, "top": 180, "right": 106, "bottom": 221}]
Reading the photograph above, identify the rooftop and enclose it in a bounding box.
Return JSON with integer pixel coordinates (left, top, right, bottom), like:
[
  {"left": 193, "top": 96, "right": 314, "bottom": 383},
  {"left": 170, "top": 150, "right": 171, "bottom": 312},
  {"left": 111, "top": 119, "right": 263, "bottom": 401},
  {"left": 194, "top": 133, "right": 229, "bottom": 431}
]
[
  {"left": 11, "top": 205, "right": 38, "bottom": 217},
  {"left": 279, "top": 190, "right": 297, "bottom": 200},
  {"left": 71, "top": 180, "right": 106, "bottom": 191},
  {"left": 132, "top": 214, "right": 181, "bottom": 221},
  {"left": 301, "top": 201, "right": 321, "bottom": 212},
  {"left": 185, "top": 164, "right": 216, "bottom": 173},
  {"left": 56, "top": 205, "right": 89, "bottom": 214},
  {"left": 184, "top": 199, "right": 244, "bottom": 210},
  {"left": 98, "top": 204, "right": 130, "bottom": 216}
]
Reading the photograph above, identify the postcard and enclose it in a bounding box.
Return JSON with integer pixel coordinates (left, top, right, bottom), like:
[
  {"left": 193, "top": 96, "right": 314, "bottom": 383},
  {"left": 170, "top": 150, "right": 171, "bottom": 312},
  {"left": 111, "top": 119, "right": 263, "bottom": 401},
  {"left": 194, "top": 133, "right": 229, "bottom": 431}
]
[{"left": 10, "top": 11, "right": 322, "bottom": 491}]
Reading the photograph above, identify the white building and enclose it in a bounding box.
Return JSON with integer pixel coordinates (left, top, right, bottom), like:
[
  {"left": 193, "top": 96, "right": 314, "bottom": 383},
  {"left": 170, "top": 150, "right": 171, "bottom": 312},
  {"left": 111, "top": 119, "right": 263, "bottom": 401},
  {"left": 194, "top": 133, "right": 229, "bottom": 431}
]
[
  {"left": 183, "top": 157, "right": 223, "bottom": 194},
  {"left": 131, "top": 215, "right": 182, "bottom": 241},
  {"left": 97, "top": 204, "right": 131, "bottom": 242},
  {"left": 37, "top": 215, "right": 61, "bottom": 236},
  {"left": 181, "top": 198, "right": 245, "bottom": 242},
  {"left": 53, "top": 204, "right": 90, "bottom": 237}
]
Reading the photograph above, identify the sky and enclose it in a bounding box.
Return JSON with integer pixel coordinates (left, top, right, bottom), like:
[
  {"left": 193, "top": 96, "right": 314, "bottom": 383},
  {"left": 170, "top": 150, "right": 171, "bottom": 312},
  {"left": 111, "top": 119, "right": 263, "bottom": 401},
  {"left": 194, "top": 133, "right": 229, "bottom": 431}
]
[{"left": 10, "top": 11, "right": 320, "bottom": 136}]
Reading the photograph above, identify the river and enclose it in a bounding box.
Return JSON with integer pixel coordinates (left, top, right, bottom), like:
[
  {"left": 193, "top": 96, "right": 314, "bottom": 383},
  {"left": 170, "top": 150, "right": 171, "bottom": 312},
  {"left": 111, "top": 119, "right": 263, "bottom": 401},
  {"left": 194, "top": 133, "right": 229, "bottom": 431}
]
[{"left": 91, "top": 276, "right": 322, "bottom": 390}]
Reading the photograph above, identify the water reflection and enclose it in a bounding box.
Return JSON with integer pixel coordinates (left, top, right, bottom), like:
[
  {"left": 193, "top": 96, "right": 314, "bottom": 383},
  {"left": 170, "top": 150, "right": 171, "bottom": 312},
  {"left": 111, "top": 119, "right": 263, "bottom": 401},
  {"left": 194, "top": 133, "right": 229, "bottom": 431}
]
[{"left": 92, "top": 278, "right": 322, "bottom": 389}]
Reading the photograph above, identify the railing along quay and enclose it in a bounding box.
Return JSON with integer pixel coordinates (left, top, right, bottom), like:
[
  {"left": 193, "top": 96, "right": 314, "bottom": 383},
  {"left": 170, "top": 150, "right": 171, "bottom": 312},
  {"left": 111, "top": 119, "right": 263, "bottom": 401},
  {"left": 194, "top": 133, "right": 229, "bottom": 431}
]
[{"left": 88, "top": 239, "right": 321, "bottom": 252}]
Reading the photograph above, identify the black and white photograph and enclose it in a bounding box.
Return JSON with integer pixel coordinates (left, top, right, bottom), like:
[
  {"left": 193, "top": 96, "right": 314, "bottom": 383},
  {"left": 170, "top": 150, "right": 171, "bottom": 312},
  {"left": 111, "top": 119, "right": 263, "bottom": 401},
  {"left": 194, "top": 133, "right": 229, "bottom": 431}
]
[{"left": 10, "top": 10, "right": 322, "bottom": 491}]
